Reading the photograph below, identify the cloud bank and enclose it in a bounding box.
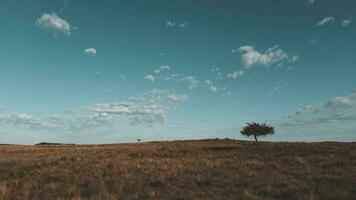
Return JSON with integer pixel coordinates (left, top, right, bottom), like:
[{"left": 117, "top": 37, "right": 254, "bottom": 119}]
[{"left": 280, "top": 90, "right": 356, "bottom": 127}]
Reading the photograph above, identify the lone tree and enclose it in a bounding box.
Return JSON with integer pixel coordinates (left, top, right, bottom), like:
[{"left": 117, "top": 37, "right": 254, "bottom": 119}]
[{"left": 241, "top": 122, "right": 274, "bottom": 145}]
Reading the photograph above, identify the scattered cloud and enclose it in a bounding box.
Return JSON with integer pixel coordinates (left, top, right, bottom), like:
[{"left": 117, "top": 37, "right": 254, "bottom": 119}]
[
  {"left": 314, "top": 16, "right": 335, "bottom": 27},
  {"left": 211, "top": 67, "right": 223, "bottom": 80},
  {"left": 227, "top": 70, "right": 244, "bottom": 80},
  {"left": 178, "top": 22, "right": 189, "bottom": 28},
  {"left": 92, "top": 102, "right": 167, "bottom": 125},
  {"left": 166, "top": 21, "right": 175, "bottom": 27},
  {"left": 36, "top": 13, "right": 72, "bottom": 37},
  {"left": 164, "top": 73, "right": 180, "bottom": 81},
  {"left": 144, "top": 75, "right": 155, "bottom": 82},
  {"left": 155, "top": 65, "right": 171, "bottom": 73},
  {"left": 302, "top": 0, "right": 315, "bottom": 6},
  {"left": 0, "top": 89, "right": 193, "bottom": 131},
  {"left": 145, "top": 66, "right": 227, "bottom": 95},
  {"left": 203, "top": 80, "right": 225, "bottom": 93},
  {"left": 166, "top": 93, "right": 189, "bottom": 102},
  {"left": 209, "top": 86, "right": 218, "bottom": 93},
  {"left": 131, "top": 89, "right": 189, "bottom": 104},
  {"left": 211, "top": 67, "right": 220, "bottom": 73},
  {"left": 342, "top": 19, "right": 352, "bottom": 27},
  {"left": 181, "top": 76, "right": 200, "bottom": 90},
  {"left": 327, "top": 95, "right": 354, "bottom": 107},
  {"left": 280, "top": 90, "right": 356, "bottom": 127},
  {"left": 166, "top": 21, "right": 189, "bottom": 28},
  {"left": 92, "top": 89, "right": 190, "bottom": 125},
  {"left": 203, "top": 80, "right": 213, "bottom": 85},
  {"left": 160, "top": 72, "right": 229, "bottom": 95},
  {"left": 238, "top": 45, "right": 298, "bottom": 69},
  {"left": 84, "top": 48, "right": 97, "bottom": 56},
  {"left": 0, "top": 110, "right": 115, "bottom": 132}
]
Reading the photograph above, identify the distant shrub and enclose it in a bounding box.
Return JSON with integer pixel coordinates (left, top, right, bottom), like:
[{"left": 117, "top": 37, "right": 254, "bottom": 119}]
[{"left": 35, "top": 142, "right": 63, "bottom": 146}]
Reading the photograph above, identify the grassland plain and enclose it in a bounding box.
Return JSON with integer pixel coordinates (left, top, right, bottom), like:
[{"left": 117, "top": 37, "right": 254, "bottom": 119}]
[{"left": 0, "top": 139, "right": 355, "bottom": 200}]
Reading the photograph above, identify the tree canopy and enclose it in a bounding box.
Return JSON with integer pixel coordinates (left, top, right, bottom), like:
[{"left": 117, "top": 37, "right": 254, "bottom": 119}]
[{"left": 241, "top": 122, "right": 275, "bottom": 144}]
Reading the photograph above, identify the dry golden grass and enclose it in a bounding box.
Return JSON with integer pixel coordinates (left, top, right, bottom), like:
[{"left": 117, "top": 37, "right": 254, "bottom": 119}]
[{"left": 0, "top": 139, "right": 355, "bottom": 200}]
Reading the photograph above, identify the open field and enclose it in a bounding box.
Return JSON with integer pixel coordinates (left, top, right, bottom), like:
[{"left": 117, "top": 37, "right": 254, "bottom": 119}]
[{"left": 0, "top": 139, "right": 355, "bottom": 200}]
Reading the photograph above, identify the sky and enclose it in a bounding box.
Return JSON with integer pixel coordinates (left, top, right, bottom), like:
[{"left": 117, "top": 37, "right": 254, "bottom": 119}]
[{"left": 0, "top": 0, "right": 355, "bottom": 144}]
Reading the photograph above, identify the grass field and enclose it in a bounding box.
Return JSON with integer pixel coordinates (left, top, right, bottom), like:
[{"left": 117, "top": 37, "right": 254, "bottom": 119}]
[{"left": 0, "top": 139, "right": 355, "bottom": 200}]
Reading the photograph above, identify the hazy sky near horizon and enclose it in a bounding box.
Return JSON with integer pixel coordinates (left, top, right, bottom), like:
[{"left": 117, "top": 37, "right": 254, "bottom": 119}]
[{"left": 0, "top": 0, "right": 355, "bottom": 144}]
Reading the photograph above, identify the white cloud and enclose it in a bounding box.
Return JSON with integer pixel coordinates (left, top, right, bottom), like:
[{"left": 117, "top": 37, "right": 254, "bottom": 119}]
[
  {"left": 36, "top": 13, "right": 72, "bottom": 36},
  {"left": 161, "top": 73, "right": 228, "bottom": 95},
  {"left": 132, "top": 89, "right": 189, "bottom": 104},
  {"left": 204, "top": 80, "right": 220, "bottom": 93},
  {"left": 84, "top": 48, "right": 97, "bottom": 56},
  {"left": 238, "top": 45, "right": 297, "bottom": 68},
  {"left": 209, "top": 86, "right": 218, "bottom": 93},
  {"left": 92, "top": 89, "right": 188, "bottom": 125},
  {"left": 210, "top": 67, "right": 223, "bottom": 80},
  {"left": 181, "top": 76, "right": 200, "bottom": 90},
  {"left": 227, "top": 70, "right": 244, "bottom": 80},
  {"left": 0, "top": 89, "right": 190, "bottom": 131},
  {"left": 144, "top": 75, "right": 155, "bottom": 82},
  {"left": 92, "top": 102, "right": 167, "bottom": 125},
  {"left": 281, "top": 90, "right": 356, "bottom": 126},
  {"left": 342, "top": 19, "right": 352, "bottom": 27},
  {"left": 179, "top": 22, "right": 189, "bottom": 28},
  {"left": 166, "top": 21, "right": 175, "bottom": 27},
  {"left": 158, "top": 69, "right": 227, "bottom": 95},
  {"left": 303, "top": 0, "right": 315, "bottom": 6},
  {"left": 160, "top": 65, "right": 170, "bottom": 70},
  {"left": 204, "top": 80, "right": 213, "bottom": 85},
  {"left": 155, "top": 65, "right": 171, "bottom": 73},
  {"left": 0, "top": 111, "right": 77, "bottom": 131},
  {"left": 91, "top": 89, "right": 191, "bottom": 125},
  {"left": 166, "top": 21, "right": 189, "bottom": 28},
  {"left": 164, "top": 73, "right": 180, "bottom": 81},
  {"left": 166, "top": 93, "right": 189, "bottom": 102},
  {"left": 239, "top": 45, "right": 255, "bottom": 52},
  {"left": 327, "top": 96, "right": 354, "bottom": 107},
  {"left": 314, "top": 16, "right": 335, "bottom": 27},
  {"left": 295, "top": 104, "right": 323, "bottom": 115},
  {"left": 211, "top": 67, "right": 220, "bottom": 73},
  {"left": 18, "top": 113, "right": 35, "bottom": 121},
  {"left": 310, "top": 38, "right": 317, "bottom": 45},
  {"left": 133, "top": 89, "right": 164, "bottom": 103}
]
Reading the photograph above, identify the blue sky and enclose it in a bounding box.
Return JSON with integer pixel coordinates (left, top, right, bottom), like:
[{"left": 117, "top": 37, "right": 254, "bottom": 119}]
[{"left": 0, "top": 0, "right": 355, "bottom": 144}]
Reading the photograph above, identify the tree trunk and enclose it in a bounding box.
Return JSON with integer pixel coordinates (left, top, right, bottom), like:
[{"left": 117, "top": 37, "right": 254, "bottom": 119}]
[{"left": 254, "top": 135, "right": 258, "bottom": 146}]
